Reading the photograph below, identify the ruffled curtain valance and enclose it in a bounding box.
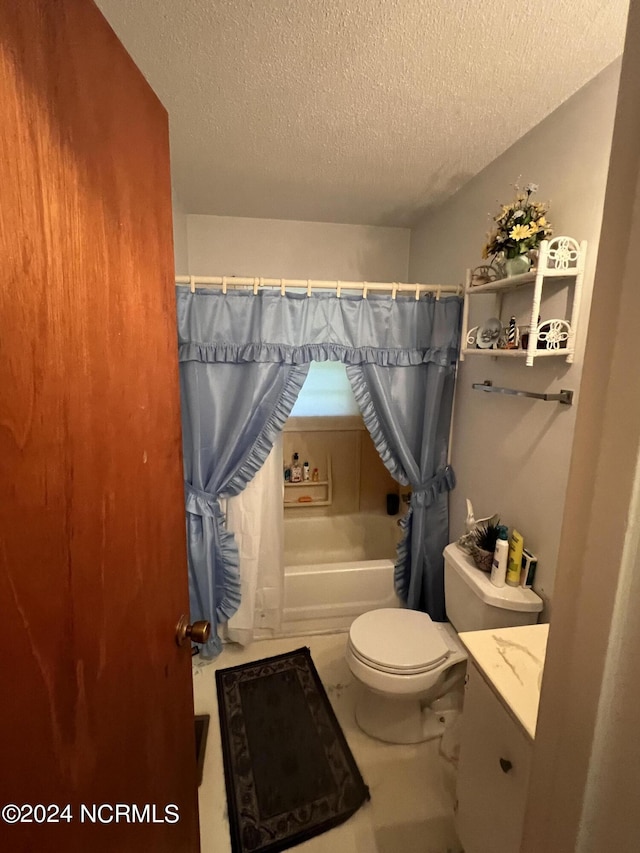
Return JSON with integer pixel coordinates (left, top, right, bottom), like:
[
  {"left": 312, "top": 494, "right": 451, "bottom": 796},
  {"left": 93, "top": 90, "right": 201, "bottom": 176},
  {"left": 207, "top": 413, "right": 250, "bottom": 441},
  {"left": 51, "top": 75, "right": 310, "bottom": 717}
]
[{"left": 177, "top": 289, "right": 461, "bottom": 367}]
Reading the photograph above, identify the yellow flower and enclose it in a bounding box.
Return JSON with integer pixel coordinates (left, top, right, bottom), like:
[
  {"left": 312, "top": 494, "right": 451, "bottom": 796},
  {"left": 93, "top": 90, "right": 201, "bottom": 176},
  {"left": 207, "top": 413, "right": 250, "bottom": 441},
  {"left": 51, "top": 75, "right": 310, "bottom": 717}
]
[
  {"left": 510, "top": 224, "right": 533, "bottom": 241},
  {"left": 482, "top": 246, "right": 488, "bottom": 259},
  {"left": 536, "top": 216, "right": 547, "bottom": 228}
]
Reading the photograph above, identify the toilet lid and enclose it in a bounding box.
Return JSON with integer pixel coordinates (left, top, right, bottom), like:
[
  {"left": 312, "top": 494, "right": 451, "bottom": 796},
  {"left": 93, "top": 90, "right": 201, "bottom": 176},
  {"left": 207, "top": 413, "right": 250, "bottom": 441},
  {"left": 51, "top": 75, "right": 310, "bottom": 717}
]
[{"left": 349, "top": 609, "right": 449, "bottom": 674}]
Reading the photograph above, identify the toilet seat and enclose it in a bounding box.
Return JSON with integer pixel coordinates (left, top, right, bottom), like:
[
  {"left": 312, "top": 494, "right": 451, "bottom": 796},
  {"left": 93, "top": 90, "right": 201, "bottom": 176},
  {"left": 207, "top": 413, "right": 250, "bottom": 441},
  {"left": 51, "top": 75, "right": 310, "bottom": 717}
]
[{"left": 348, "top": 609, "right": 450, "bottom": 675}]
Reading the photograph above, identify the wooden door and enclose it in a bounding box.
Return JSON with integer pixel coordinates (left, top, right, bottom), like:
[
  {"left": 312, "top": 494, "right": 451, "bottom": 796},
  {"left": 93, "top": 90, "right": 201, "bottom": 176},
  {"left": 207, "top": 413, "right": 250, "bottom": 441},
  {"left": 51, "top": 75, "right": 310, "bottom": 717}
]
[{"left": 0, "top": 2, "right": 199, "bottom": 850}]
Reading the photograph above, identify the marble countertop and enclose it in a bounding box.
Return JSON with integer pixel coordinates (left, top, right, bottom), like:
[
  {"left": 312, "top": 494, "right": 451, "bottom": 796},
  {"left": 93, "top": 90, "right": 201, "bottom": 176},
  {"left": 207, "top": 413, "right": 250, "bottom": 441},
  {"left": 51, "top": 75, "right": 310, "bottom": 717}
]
[{"left": 458, "top": 623, "right": 550, "bottom": 740}]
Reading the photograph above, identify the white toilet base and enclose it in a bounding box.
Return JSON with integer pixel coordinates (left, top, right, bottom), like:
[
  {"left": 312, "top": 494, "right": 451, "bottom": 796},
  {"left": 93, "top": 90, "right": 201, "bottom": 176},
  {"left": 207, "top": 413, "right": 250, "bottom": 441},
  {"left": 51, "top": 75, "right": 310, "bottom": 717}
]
[
  {"left": 345, "top": 615, "right": 468, "bottom": 744},
  {"left": 354, "top": 689, "right": 453, "bottom": 744}
]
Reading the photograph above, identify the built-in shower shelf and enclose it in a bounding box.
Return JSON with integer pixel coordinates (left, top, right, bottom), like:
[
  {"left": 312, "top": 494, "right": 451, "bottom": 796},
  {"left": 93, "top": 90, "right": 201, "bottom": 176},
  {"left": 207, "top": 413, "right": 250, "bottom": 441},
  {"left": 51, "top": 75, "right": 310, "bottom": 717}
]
[
  {"left": 284, "top": 455, "right": 332, "bottom": 509},
  {"left": 285, "top": 480, "right": 330, "bottom": 487},
  {"left": 284, "top": 500, "right": 331, "bottom": 507}
]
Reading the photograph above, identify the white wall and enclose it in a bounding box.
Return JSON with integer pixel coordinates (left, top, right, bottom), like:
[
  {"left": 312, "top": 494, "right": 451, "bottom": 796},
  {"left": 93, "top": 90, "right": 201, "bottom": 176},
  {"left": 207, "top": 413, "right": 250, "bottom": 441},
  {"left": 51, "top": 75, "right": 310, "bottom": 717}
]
[
  {"left": 172, "top": 189, "right": 189, "bottom": 273},
  {"left": 185, "top": 214, "right": 410, "bottom": 281},
  {"left": 409, "top": 60, "right": 621, "bottom": 611}
]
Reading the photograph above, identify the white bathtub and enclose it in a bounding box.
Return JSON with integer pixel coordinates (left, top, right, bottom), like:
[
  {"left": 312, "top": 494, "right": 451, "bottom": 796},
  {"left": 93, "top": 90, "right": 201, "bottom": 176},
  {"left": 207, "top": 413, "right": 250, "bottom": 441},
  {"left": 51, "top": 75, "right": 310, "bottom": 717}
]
[{"left": 282, "top": 513, "right": 401, "bottom": 635}]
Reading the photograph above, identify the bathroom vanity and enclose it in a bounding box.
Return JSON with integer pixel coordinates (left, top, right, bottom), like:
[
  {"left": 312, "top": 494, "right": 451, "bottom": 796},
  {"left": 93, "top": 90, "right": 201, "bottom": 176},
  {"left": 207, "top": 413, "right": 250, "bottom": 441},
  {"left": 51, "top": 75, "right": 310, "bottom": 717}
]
[{"left": 455, "top": 623, "right": 549, "bottom": 853}]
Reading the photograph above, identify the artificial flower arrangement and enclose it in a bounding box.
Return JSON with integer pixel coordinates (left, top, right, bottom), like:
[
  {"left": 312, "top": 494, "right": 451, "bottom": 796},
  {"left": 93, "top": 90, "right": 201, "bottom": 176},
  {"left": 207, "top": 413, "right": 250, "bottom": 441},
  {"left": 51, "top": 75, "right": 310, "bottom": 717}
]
[{"left": 482, "top": 182, "right": 553, "bottom": 261}]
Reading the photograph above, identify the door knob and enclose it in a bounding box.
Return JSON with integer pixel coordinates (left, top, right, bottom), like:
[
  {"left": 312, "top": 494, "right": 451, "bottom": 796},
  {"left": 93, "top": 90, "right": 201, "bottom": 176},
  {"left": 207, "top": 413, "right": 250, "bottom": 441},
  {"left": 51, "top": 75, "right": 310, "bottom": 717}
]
[{"left": 176, "top": 614, "right": 211, "bottom": 646}]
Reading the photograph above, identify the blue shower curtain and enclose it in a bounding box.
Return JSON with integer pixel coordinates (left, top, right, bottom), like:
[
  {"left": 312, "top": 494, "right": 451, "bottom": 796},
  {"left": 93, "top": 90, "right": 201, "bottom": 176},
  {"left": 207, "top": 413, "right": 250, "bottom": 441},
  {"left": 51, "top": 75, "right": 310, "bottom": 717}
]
[
  {"left": 179, "top": 361, "right": 308, "bottom": 658},
  {"left": 177, "top": 287, "right": 461, "bottom": 656},
  {"left": 347, "top": 364, "right": 456, "bottom": 619}
]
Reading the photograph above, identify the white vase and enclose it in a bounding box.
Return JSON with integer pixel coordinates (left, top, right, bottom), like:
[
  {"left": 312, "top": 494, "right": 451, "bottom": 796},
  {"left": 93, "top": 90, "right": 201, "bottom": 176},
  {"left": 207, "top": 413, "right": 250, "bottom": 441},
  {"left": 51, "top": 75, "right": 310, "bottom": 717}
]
[{"left": 504, "top": 255, "right": 531, "bottom": 277}]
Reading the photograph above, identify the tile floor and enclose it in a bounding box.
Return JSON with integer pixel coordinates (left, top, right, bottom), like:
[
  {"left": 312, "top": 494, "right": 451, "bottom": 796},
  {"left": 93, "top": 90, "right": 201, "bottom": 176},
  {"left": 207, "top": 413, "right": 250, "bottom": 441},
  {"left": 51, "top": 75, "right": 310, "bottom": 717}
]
[{"left": 192, "top": 632, "right": 463, "bottom": 853}]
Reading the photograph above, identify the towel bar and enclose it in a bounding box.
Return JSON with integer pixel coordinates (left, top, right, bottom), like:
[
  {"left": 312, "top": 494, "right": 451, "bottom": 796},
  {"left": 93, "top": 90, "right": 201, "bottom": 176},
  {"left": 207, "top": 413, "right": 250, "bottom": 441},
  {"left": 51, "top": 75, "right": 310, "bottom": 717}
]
[{"left": 472, "top": 380, "right": 573, "bottom": 405}]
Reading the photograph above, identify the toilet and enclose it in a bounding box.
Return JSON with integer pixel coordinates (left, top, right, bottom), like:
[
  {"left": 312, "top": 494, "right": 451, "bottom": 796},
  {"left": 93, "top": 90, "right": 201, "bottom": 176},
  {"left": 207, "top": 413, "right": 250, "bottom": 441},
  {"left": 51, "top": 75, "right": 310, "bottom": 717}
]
[{"left": 345, "top": 542, "right": 543, "bottom": 743}]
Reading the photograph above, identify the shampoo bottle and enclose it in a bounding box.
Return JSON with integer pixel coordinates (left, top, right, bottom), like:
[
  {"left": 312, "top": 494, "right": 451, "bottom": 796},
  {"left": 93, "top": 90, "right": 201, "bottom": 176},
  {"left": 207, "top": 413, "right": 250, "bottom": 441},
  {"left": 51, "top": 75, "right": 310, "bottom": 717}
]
[
  {"left": 303, "top": 461, "right": 310, "bottom": 481},
  {"left": 490, "top": 525, "right": 509, "bottom": 587},
  {"left": 506, "top": 529, "right": 525, "bottom": 586}
]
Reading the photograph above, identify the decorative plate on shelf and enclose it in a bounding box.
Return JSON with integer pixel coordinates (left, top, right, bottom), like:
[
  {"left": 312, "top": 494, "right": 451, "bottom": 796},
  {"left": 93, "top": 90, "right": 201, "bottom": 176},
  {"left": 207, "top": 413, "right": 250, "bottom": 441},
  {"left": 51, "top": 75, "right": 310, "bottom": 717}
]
[
  {"left": 470, "top": 264, "right": 500, "bottom": 287},
  {"left": 537, "top": 319, "right": 571, "bottom": 350},
  {"left": 476, "top": 317, "right": 502, "bottom": 349}
]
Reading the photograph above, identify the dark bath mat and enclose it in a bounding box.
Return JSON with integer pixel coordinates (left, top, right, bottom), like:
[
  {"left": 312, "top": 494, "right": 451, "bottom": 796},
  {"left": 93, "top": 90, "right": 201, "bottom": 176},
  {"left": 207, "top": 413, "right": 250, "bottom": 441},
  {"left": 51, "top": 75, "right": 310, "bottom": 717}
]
[{"left": 215, "top": 646, "right": 370, "bottom": 853}]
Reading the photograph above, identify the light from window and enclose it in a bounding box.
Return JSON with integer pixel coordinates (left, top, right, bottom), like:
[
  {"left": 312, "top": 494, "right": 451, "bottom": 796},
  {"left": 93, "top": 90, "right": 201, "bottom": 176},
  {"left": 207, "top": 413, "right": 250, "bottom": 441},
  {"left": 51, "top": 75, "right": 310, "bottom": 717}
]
[{"left": 290, "top": 361, "right": 360, "bottom": 417}]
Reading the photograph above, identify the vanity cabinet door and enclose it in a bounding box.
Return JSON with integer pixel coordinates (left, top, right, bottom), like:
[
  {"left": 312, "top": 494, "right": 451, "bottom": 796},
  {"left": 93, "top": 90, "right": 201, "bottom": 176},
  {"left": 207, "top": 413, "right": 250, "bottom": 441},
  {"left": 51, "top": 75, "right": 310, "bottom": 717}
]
[{"left": 455, "top": 662, "right": 533, "bottom": 853}]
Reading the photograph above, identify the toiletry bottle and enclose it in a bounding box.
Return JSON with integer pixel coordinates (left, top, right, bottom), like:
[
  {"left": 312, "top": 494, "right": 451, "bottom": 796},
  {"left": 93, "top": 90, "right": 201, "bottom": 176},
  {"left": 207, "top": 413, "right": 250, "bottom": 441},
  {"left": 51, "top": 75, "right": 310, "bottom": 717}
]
[
  {"left": 303, "top": 461, "right": 310, "bottom": 481},
  {"left": 284, "top": 466, "right": 291, "bottom": 482},
  {"left": 291, "top": 452, "right": 302, "bottom": 483},
  {"left": 506, "top": 529, "right": 525, "bottom": 586},
  {"left": 490, "top": 525, "right": 509, "bottom": 587},
  {"left": 506, "top": 316, "right": 518, "bottom": 349},
  {"left": 312, "top": 467, "right": 319, "bottom": 482}
]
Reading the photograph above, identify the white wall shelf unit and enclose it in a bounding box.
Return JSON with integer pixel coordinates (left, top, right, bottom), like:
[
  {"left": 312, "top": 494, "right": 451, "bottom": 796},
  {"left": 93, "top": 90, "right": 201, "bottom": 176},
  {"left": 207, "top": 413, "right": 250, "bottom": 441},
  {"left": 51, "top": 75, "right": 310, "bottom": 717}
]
[
  {"left": 460, "top": 237, "right": 587, "bottom": 367},
  {"left": 284, "top": 455, "right": 332, "bottom": 508}
]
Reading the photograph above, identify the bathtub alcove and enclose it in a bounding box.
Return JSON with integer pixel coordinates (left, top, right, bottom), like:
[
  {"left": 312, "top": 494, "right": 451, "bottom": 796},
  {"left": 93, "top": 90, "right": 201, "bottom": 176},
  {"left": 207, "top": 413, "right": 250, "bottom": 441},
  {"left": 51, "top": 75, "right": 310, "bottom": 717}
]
[
  {"left": 281, "top": 362, "right": 403, "bottom": 635},
  {"left": 283, "top": 514, "right": 401, "bottom": 634}
]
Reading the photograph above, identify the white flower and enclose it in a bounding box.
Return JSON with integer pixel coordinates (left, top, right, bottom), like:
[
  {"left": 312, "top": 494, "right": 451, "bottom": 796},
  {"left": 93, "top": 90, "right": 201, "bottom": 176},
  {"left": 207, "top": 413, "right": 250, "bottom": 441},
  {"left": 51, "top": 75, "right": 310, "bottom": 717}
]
[
  {"left": 512, "top": 210, "right": 525, "bottom": 219},
  {"left": 526, "top": 182, "right": 539, "bottom": 193}
]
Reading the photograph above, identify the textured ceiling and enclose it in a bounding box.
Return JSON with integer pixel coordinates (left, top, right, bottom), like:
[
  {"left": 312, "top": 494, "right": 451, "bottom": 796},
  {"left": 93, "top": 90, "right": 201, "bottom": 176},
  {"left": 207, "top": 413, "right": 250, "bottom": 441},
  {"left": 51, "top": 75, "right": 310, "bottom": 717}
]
[{"left": 95, "top": 0, "right": 629, "bottom": 226}]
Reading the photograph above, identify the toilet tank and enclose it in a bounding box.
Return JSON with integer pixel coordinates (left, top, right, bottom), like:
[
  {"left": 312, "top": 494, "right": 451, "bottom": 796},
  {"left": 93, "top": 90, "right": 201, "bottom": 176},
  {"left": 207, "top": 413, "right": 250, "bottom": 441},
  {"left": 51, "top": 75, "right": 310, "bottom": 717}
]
[{"left": 444, "top": 543, "right": 543, "bottom": 631}]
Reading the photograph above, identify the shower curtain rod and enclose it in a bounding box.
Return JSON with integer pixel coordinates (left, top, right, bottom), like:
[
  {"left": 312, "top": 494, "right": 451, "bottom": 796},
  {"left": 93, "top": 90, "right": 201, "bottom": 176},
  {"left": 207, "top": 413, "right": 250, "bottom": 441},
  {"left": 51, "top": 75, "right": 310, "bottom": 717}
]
[{"left": 175, "top": 274, "right": 462, "bottom": 300}]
